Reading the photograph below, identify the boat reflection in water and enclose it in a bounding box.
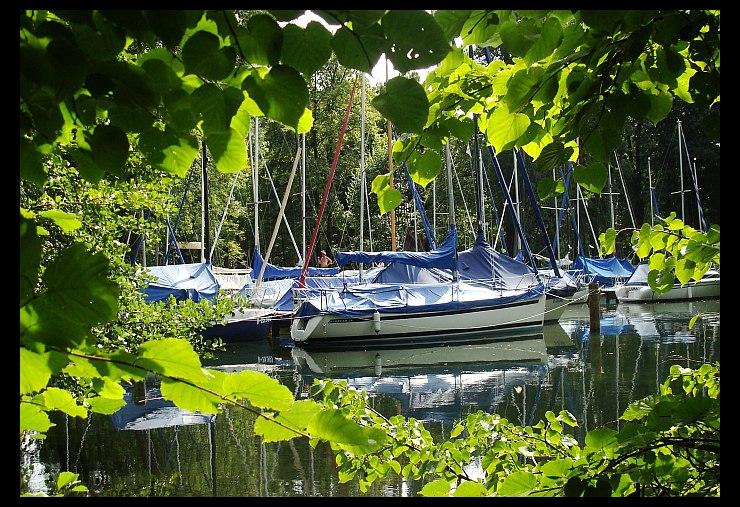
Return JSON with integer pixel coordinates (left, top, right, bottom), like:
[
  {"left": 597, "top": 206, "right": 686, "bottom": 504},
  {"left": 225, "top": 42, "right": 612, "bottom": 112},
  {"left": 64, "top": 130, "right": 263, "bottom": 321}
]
[{"left": 292, "top": 333, "right": 549, "bottom": 426}]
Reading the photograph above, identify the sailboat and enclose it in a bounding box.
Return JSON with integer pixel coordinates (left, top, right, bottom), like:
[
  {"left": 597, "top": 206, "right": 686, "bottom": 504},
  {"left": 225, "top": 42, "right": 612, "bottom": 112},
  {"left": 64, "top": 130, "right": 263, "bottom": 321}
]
[
  {"left": 290, "top": 143, "right": 546, "bottom": 349},
  {"left": 614, "top": 120, "right": 719, "bottom": 303}
]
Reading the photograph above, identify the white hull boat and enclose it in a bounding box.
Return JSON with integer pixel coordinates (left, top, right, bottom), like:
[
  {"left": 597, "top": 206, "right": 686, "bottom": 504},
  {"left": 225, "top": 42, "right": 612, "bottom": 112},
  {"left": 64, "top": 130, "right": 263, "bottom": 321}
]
[
  {"left": 614, "top": 264, "right": 719, "bottom": 303},
  {"left": 290, "top": 281, "right": 546, "bottom": 349}
]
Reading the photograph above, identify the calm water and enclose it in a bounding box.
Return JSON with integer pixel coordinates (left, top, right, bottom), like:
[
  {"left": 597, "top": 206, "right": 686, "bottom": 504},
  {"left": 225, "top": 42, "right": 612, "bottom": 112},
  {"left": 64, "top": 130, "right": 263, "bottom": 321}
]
[{"left": 21, "top": 299, "right": 720, "bottom": 497}]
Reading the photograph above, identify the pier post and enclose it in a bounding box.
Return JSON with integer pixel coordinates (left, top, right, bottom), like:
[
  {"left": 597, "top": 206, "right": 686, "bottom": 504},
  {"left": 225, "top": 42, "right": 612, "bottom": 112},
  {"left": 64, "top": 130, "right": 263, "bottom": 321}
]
[{"left": 588, "top": 282, "right": 601, "bottom": 333}]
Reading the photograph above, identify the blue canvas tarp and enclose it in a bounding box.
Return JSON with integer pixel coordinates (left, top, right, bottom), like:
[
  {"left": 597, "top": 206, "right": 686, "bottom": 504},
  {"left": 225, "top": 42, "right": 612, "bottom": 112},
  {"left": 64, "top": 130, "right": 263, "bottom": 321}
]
[
  {"left": 252, "top": 247, "right": 339, "bottom": 279},
  {"left": 141, "top": 262, "right": 220, "bottom": 303},
  {"left": 571, "top": 256, "right": 634, "bottom": 287},
  {"left": 336, "top": 226, "right": 458, "bottom": 270},
  {"left": 456, "top": 231, "right": 538, "bottom": 289}
]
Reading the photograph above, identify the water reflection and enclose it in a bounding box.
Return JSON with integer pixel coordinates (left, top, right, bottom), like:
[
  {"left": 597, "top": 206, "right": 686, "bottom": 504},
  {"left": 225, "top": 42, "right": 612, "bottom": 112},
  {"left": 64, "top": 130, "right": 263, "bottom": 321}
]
[{"left": 21, "top": 299, "right": 720, "bottom": 497}]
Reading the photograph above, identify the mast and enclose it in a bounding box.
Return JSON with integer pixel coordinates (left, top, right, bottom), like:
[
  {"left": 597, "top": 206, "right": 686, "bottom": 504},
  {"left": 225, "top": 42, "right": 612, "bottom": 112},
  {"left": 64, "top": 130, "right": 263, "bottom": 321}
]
[
  {"left": 445, "top": 142, "right": 458, "bottom": 282},
  {"left": 301, "top": 132, "right": 306, "bottom": 265},
  {"left": 360, "top": 73, "right": 366, "bottom": 280},
  {"left": 678, "top": 119, "right": 685, "bottom": 223},
  {"left": 648, "top": 157, "right": 655, "bottom": 226},
  {"left": 201, "top": 142, "right": 211, "bottom": 263},
  {"left": 386, "top": 59, "right": 396, "bottom": 251},
  {"left": 253, "top": 117, "right": 260, "bottom": 254}
]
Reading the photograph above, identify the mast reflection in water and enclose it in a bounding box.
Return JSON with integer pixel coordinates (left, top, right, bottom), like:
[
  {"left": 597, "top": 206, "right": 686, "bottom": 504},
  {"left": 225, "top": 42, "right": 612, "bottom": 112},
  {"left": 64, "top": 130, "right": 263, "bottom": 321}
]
[{"left": 20, "top": 299, "right": 719, "bottom": 496}]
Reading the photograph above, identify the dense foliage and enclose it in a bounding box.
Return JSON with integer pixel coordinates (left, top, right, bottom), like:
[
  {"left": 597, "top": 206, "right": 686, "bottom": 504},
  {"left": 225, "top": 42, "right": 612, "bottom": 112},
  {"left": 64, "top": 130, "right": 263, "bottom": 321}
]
[{"left": 20, "top": 9, "right": 719, "bottom": 497}]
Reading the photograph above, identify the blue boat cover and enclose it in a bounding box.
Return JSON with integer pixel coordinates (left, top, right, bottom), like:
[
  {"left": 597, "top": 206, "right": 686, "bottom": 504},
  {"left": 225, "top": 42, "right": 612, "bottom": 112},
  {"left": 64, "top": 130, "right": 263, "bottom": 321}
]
[
  {"left": 372, "top": 263, "right": 448, "bottom": 284},
  {"left": 571, "top": 256, "right": 634, "bottom": 287},
  {"left": 252, "top": 247, "right": 339, "bottom": 279},
  {"left": 457, "top": 231, "right": 538, "bottom": 289},
  {"left": 294, "top": 280, "right": 544, "bottom": 319},
  {"left": 336, "top": 226, "right": 458, "bottom": 270},
  {"left": 141, "top": 262, "right": 220, "bottom": 303}
]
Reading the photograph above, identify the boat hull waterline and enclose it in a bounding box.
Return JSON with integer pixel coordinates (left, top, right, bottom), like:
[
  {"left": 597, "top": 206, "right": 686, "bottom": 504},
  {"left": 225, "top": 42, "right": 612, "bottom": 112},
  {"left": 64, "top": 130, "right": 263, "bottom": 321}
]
[{"left": 290, "top": 294, "right": 546, "bottom": 349}]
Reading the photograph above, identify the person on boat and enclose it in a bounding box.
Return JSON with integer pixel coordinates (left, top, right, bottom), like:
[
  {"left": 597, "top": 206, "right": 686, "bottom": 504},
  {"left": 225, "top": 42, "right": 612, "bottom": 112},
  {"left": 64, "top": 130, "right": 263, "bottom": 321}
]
[{"left": 317, "top": 249, "right": 333, "bottom": 268}]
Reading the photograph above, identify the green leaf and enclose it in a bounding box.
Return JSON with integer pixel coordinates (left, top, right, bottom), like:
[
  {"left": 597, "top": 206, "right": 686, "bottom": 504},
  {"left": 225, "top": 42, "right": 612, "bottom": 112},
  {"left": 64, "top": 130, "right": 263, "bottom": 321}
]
[
  {"left": 138, "top": 126, "right": 200, "bottom": 177},
  {"left": 331, "top": 24, "right": 385, "bottom": 74},
  {"left": 308, "top": 408, "right": 386, "bottom": 454},
  {"left": 453, "top": 480, "right": 488, "bottom": 497},
  {"left": 372, "top": 76, "right": 429, "bottom": 134},
  {"left": 255, "top": 399, "right": 322, "bottom": 442},
  {"left": 419, "top": 479, "right": 452, "bottom": 497},
  {"left": 533, "top": 141, "right": 572, "bottom": 172},
  {"left": 160, "top": 377, "right": 223, "bottom": 414},
  {"left": 221, "top": 369, "right": 294, "bottom": 411},
  {"left": 20, "top": 215, "right": 42, "bottom": 306},
  {"left": 484, "top": 106, "right": 531, "bottom": 153},
  {"left": 38, "top": 387, "right": 88, "bottom": 418},
  {"left": 540, "top": 457, "right": 574, "bottom": 478},
  {"left": 20, "top": 139, "right": 46, "bottom": 187},
  {"left": 281, "top": 22, "right": 333, "bottom": 77},
  {"left": 407, "top": 150, "right": 441, "bottom": 189},
  {"left": 505, "top": 67, "right": 545, "bottom": 112},
  {"left": 89, "top": 124, "right": 130, "bottom": 176},
  {"left": 182, "top": 30, "right": 236, "bottom": 81},
  {"left": 20, "top": 402, "right": 54, "bottom": 436},
  {"left": 371, "top": 174, "right": 403, "bottom": 215},
  {"left": 497, "top": 470, "right": 537, "bottom": 496},
  {"left": 135, "top": 338, "right": 211, "bottom": 383},
  {"left": 584, "top": 427, "right": 618, "bottom": 452},
  {"left": 573, "top": 162, "right": 608, "bottom": 194},
  {"left": 20, "top": 348, "right": 53, "bottom": 395},
  {"left": 38, "top": 210, "right": 82, "bottom": 233},
  {"left": 206, "top": 128, "right": 248, "bottom": 174},
  {"left": 242, "top": 65, "right": 309, "bottom": 130},
  {"left": 143, "top": 10, "right": 188, "bottom": 48},
  {"left": 87, "top": 395, "right": 126, "bottom": 415},
  {"left": 381, "top": 10, "right": 451, "bottom": 73}
]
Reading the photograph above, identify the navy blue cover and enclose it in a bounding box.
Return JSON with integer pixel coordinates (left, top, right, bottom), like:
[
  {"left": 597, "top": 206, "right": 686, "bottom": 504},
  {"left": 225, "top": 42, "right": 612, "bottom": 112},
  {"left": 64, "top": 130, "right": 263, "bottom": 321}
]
[
  {"left": 335, "top": 225, "right": 458, "bottom": 270},
  {"left": 141, "top": 262, "right": 219, "bottom": 303},
  {"left": 252, "top": 247, "right": 339, "bottom": 279}
]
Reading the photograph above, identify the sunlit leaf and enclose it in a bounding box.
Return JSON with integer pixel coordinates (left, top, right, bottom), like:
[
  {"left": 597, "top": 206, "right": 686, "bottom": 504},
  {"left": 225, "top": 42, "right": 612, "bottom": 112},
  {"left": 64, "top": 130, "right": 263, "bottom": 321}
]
[
  {"left": 497, "top": 470, "right": 537, "bottom": 496},
  {"left": 135, "top": 338, "right": 211, "bottom": 382},
  {"left": 281, "top": 21, "right": 332, "bottom": 77},
  {"left": 372, "top": 76, "right": 429, "bottom": 134},
  {"left": 20, "top": 402, "right": 54, "bottom": 436},
  {"left": 308, "top": 408, "right": 386, "bottom": 453},
  {"left": 222, "top": 369, "right": 294, "bottom": 411},
  {"left": 381, "top": 10, "right": 450, "bottom": 74}
]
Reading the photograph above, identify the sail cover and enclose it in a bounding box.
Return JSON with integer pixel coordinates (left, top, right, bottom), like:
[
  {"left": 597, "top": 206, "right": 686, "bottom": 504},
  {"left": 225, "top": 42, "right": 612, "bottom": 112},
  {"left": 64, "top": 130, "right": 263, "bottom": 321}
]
[
  {"left": 140, "top": 262, "right": 220, "bottom": 303},
  {"left": 571, "top": 256, "right": 634, "bottom": 287},
  {"left": 457, "top": 230, "right": 538, "bottom": 288},
  {"left": 252, "top": 247, "right": 339, "bottom": 279},
  {"left": 335, "top": 226, "right": 458, "bottom": 270}
]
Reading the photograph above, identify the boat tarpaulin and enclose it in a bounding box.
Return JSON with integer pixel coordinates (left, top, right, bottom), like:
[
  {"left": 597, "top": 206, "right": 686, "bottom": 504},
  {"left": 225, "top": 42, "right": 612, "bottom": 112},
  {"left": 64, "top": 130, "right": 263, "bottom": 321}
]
[
  {"left": 252, "top": 247, "right": 339, "bottom": 279},
  {"left": 141, "top": 262, "right": 219, "bottom": 303},
  {"left": 336, "top": 226, "right": 458, "bottom": 270},
  {"left": 571, "top": 256, "right": 634, "bottom": 287}
]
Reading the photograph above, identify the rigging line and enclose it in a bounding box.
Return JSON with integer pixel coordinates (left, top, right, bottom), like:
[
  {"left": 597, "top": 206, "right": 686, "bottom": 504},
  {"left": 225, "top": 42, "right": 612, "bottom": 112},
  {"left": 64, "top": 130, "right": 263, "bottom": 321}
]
[
  {"left": 612, "top": 152, "right": 637, "bottom": 229},
  {"left": 515, "top": 149, "right": 556, "bottom": 276},
  {"left": 576, "top": 184, "right": 601, "bottom": 254},
  {"left": 300, "top": 73, "right": 360, "bottom": 286},
  {"left": 452, "top": 147, "right": 476, "bottom": 244},
  {"left": 210, "top": 169, "right": 241, "bottom": 261},
  {"left": 677, "top": 123, "right": 708, "bottom": 232},
  {"left": 163, "top": 162, "right": 197, "bottom": 264},
  {"left": 259, "top": 148, "right": 303, "bottom": 262}
]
